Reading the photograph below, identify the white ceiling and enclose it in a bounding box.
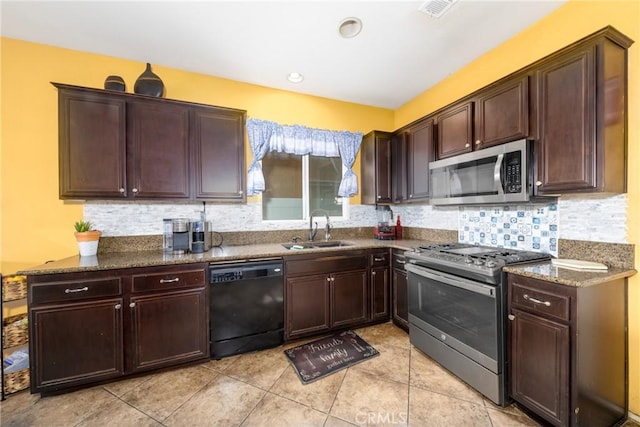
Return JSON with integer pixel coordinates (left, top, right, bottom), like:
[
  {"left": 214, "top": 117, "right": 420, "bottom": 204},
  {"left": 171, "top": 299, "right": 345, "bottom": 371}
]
[{"left": 1, "top": 0, "right": 567, "bottom": 109}]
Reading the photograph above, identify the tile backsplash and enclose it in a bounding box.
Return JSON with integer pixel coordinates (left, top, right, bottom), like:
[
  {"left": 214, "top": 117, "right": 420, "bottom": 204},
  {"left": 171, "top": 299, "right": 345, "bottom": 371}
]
[{"left": 458, "top": 204, "right": 559, "bottom": 256}]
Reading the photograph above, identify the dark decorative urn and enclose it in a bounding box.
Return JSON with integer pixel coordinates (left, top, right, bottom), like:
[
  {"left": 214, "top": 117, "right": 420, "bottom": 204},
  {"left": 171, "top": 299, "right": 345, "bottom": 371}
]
[
  {"left": 134, "top": 63, "right": 165, "bottom": 97},
  {"left": 104, "top": 75, "right": 126, "bottom": 92}
]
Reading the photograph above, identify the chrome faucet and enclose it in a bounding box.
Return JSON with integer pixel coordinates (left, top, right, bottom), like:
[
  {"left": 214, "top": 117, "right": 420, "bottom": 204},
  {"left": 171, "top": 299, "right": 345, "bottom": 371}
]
[{"left": 309, "top": 209, "right": 331, "bottom": 241}]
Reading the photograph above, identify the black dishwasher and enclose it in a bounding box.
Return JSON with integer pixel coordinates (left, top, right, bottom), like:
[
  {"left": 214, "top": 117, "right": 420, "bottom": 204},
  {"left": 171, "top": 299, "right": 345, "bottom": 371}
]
[{"left": 209, "top": 259, "right": 284, "bottom": 359}]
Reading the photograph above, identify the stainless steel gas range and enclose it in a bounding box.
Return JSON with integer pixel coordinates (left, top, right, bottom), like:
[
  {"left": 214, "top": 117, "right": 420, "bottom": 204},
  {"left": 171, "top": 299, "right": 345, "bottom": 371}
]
[{"left": 405, "top": 243, "right": 550, "bottom": 406}]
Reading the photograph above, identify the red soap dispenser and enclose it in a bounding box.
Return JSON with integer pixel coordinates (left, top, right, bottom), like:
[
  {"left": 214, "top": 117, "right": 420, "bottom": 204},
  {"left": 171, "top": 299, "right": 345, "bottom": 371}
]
[{"left": 395, "top": 215, "right": 403, "bottom": 240}]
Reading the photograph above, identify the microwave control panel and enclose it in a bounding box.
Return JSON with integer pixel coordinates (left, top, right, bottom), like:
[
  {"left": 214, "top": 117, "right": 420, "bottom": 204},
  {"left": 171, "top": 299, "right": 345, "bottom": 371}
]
[{"left": 504, "top": 152, "right": 522, "bottom": 193}]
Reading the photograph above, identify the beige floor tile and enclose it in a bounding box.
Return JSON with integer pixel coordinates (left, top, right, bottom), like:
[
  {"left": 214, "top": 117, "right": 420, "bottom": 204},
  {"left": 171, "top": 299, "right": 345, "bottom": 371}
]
[
  {"left": 75, "top": 396, "right": 162, "bottom": 427},
  {"left": 409, "top": 385, "right": 492, "bottom": 426},
  {"left": 201, "top": 353, "right": 241, "bottom": 373},
  {"left": 241, "top": 392, "right": 327, "bottom": 427},
  {"left": 1, "top": 386, "right": 116, "bottom": 427},
  {"left": 224, "top": 346, "right": 290, "bottom": 390},
  {"left": 0, "top": 389, "right": 41, "bottom": 423},
  {"left": 410, "top": 346, "right": 484, "bottom": 405},
  {"left": 486, "top": 407, "right": 542, "bottom": 426},
  {"left": 323, "top": 415, "right": 358, "bottom": 426},
  {"left": 120, "top": 365, "right": 218, "bottom": 421},
  {"left": 330, "top": 369, "right": 408, "bottom": 426},
  {"left": 358, "top": 322, "right": 410, "bottom": 349},
  {"left": 102, "top": 374, "right": 153, "bottom": 397},
  {"left": 350, "top": 342, "right": 410, "bottom": 384},
  {"left": 270, "top": 363, "right": 346, "bottom": 412},
  {"left": 164, "top": 375, "right": 265, "bottom": 427}
]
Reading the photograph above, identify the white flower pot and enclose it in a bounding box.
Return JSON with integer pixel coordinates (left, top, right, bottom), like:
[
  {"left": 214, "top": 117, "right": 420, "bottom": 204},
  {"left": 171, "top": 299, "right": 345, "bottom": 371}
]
[{"left": 77, "top": 240, "right": 99, "bottom": 257}]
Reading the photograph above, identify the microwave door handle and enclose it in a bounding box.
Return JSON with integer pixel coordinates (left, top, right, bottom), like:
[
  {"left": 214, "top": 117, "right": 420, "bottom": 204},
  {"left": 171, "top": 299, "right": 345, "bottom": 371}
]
[{"left": 494, "top": 153, "right": 505, "bottom": 195}]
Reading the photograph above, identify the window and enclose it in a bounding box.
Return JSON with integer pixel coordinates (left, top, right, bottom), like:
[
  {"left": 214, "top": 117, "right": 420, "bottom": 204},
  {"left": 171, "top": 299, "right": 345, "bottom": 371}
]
[{"left": 262, "top": 152, "right": 347, "bottom": 220}]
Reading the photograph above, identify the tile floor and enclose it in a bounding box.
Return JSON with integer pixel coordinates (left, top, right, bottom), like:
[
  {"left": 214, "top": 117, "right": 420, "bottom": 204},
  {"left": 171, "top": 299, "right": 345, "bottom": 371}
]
[{"left": 0, "top": 322, "right": 636, "bottom": 426}]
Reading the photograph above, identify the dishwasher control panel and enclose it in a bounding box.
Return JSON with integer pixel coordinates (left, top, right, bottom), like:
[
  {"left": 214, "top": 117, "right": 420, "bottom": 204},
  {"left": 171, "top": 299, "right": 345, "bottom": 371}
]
[{"left": 210, "top": 270, "right": 243, "bottom": 283}]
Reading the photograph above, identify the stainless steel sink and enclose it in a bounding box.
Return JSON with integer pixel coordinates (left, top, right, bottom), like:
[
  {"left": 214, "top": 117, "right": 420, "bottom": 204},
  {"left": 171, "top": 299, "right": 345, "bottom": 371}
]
[{"left": 282, "top": 240, "right": 353, "bottom": 250}]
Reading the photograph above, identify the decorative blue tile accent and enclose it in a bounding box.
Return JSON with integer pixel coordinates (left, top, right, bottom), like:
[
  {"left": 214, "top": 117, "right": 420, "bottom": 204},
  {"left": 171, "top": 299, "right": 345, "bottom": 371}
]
[{"left": 459, "top": 203, "right": 559, "bottom": 256}]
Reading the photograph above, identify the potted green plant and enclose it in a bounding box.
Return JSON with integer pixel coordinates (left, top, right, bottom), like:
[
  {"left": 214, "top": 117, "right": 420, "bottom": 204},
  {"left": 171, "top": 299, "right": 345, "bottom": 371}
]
[{"left": 74, "top": 220, "right": 101, "bottom": 257}]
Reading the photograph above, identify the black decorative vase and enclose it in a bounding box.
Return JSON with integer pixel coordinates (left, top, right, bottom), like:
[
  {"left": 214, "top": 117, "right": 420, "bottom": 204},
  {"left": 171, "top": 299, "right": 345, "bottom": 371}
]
[
  {"left": 104, "top": 75, "right": 126, "bottom": 92},
  {"left": 134, "top": 63, "right": 164, "bottom": 97}
]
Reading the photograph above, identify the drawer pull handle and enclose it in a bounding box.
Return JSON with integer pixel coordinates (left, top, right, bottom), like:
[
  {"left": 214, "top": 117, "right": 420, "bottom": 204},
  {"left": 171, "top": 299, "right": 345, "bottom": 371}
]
[
  {"left": 396, "top": 260, "right": 406, "bottom": 264},
  {"left": 65, "top": 286, "right": 89, "bottom": 294},
  {"left": 524, "top": 294, "right": 551, "bottom": 306},
  {"left": 374, "top": 257, "right": 385, "bottom": 262},
  {"left": 159, "top": 278, "right": 180, "bottom": 284}
]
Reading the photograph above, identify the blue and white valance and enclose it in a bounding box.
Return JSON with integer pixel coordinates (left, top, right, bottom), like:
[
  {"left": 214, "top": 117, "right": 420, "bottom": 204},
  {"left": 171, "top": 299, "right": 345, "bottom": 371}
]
[{"left": 246, "top": 118, "right": 363, "bottom": 197}]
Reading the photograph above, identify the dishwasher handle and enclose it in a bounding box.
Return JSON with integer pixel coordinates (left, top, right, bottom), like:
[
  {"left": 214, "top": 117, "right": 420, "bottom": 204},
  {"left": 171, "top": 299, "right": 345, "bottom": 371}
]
[{"left": 209, "top": 260, "right": 283, "bottom": 283}]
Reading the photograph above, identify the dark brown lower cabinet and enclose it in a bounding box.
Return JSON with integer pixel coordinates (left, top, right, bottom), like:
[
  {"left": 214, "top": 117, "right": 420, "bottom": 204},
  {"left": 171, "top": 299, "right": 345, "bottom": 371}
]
[
  {"left": 28, "top": 263, "right": 208, "bottom": 394},
  {"left": 370, "top": 249, "right": 390, "bottom": 322},
  {"left": 284, "top": 250, "right": 388, "bottom": 340},
  {"left": 507, "top": 273, "right": 627, "bottom": 427},
  {"left": 30, "top": 298, "right": 124, "bottom": 393},
  {"left": 129, "top": 287, "right": 208, "bottom": 372},
  {"left": 286, "top": 274, "right": 331, "bottom": 338},
  {"left": 391, "top": 249, "right": 408, "bottom": 331}
]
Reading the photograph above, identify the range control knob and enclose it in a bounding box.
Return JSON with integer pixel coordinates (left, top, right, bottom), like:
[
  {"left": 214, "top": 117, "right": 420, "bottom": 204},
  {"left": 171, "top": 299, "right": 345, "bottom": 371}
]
[
  {"left": 485, "top": 260, "right": 498, "bottom": 268},
  {"left": 464, "top": 257, "right": 474, "bottom": 264},
  {"left": 473, "top": 259, "right": 483, "bottom": 266}
]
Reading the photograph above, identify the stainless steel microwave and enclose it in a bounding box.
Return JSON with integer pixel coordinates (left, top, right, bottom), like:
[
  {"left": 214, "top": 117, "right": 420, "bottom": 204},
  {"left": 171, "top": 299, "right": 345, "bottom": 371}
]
[{"left": 429, "top": 139, "right": 534, "bottom": 206}]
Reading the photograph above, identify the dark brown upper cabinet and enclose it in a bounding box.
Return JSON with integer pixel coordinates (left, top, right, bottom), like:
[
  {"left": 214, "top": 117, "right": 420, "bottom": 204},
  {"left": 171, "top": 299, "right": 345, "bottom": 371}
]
[
  {"left": 534, "top": 27, "right": 632, "bottom": 195},
  {"left": 126, "top": 99, "right": 191, "bottom": 199},
  {"left": 475, "top": 75, "right": 530, "bottom": 149},
  {"left": 436, "top": 101, "right": 474, "bottom": 159},
  {"left": 361, "top": 130, "right": 392, "bottom": 205},
  {"left": 191, "top": 107, "right": 246, "bottom": 201},
  {"left": 406, "top": 118, "right": 435, "bottom": 201},
  {"left": 54, "top": 83, "right": 246, "bottom": 202}
]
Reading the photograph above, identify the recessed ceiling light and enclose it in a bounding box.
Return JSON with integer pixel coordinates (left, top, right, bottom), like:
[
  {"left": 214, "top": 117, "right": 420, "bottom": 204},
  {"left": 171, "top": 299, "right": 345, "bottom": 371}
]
[
  {"left": 287, "top": 72, "right": 304, "bottom": 83},
  {"left": 338, "top": 17, "right": 362, "bottom": 38}
]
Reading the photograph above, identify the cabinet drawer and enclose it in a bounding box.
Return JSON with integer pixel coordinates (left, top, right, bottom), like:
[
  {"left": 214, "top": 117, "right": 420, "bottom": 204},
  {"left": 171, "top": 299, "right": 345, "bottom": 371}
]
[
  {"left": 30, "top": 277, "right": 122, "bottom": 305},
  {"left": 285, "top": 251, "right": 367, "bottom": 277},
  {"left": 392, "top": 254, "right": 407, "bottom": 270},
  {"left": 370, "top": 250, "right": 390, "bottom": 267},
  {"left": 132, "top": 268, "right": 205, "bottom": 293},
  {"left": 511, "top": 282, "right": 570, "bottom": 322}
]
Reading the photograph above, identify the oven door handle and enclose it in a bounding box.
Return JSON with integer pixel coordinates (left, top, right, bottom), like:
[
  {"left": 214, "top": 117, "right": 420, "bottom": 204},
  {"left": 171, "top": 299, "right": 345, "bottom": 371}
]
[{"left": 405, "top": 263, "right": 496, "bottom": 298}]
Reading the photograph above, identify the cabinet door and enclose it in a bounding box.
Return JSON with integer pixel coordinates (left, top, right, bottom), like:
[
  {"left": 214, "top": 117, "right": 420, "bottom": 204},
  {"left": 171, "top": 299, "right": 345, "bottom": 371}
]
[
  {"left": 361, "top": 131, "right": 392, "bottom": 204},
  {"left": 192, "top": 107, "right": 246, "bottom": 201},
  {"left": 475, "top": 75, "right": 529, "bottom": 148},
  {"left": 510, "top": 309, "right": 570, "bottom": 426},
  {"left": 129, "top": 287, "right": 208, "bottom": 372},
  {"left": 286, "top": 274, "right": 330, "bottom": 339},
  {"left": 407, "top": 118, "right": 434, "bottom": 201},
  {"left": 331, "top": 270, "right": 368, "bottom": 328},
  {"left": 127, "top": 100, "right": 191, "bottom": 198},
  {"left": 535, "top": 47, "right": 596, "bottom": 194},
  {"left": 30, "top": 298, "right": 124, "bottom": 392},
  {"left": 436, "top": 101, "right": 474, "bottom": 159},
  {"left": 370, "top": 267, "right": 390, "bottom": 321},
  {"left": 391, "top": 132, "right": 408, "bottom": 203},
  {"left": 58, "top": 88, "right": 127, "bottom": 199},
  {"left": 392, "top": 268, "right": 409, "bottom": 331}
]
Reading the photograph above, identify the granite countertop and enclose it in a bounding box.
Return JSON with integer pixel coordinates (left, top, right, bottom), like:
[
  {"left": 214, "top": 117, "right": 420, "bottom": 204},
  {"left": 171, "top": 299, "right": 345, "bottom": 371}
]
[
  {"left": 18, "top": 238, "right": 425, "bottom": 276},
  {"left": 504, "top": 262, "right": 637, "bottom": 287}
]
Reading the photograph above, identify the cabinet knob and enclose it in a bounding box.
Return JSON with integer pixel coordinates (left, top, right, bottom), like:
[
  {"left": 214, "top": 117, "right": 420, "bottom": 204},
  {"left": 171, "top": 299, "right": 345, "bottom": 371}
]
[
  {"left": 129, "top": 302, "right": 136, "bottom": 308},
  {"left": 372, "top": 271, "right": 376, "bottom": 276},
  {"left": 409, "top": 194, "right": 413, "bottom": 198},
  {"left": 132, "top": 188, "right": 139, "bottom": 193},
  {"left": 475, "top": 140, "right": 481, "bottom": 145},
  {"left": 238, "top": 190, "right": 243, "bottom": 195},
  {"left": 508, "top": 314, "right": 515, "bottom": 321},
  {"left": 535, "top": 181, "right": 542, "bottom": 187},
  {"left": 465, "top": 143, "right": 470, "bottom": 148},
  {"left": 377, "top": 195, "right": 381, "bottom": 199},
  {"left": 119, "top": 188, "right": 125, "bottom": 193},
  {"left": 327, "top": 277, "right": 331, "bottom": 282},
  {"left": 115, "top": 304, "right": 122, "bottom": 310}
]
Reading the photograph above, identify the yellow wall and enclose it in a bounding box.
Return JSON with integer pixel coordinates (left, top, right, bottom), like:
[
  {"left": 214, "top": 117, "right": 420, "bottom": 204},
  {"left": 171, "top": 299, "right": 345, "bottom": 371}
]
[
  {"left": 396, "top": 0, "right": 640, "bottom": 414},
  {"left": 0, "top": 38, "right": 393, "bottom": 274}
]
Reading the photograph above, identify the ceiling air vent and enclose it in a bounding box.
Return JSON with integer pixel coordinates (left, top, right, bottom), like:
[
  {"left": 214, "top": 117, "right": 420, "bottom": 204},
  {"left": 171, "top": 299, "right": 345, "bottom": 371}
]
[{"left": 418, "top": 0, "right": 458, "bottom": 18}]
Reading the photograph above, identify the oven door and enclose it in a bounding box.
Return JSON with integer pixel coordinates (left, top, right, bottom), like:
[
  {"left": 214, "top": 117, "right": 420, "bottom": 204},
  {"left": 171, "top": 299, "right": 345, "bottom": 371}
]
[{"left": 406, "top": 263, "right": 501, "bottom": 373}]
